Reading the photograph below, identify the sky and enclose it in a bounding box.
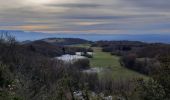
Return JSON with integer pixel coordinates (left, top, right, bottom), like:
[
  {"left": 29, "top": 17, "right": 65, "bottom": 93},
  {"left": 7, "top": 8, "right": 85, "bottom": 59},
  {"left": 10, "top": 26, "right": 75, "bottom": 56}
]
[{"left": 0, "top": 0, "right": 170, "bottom": 34}]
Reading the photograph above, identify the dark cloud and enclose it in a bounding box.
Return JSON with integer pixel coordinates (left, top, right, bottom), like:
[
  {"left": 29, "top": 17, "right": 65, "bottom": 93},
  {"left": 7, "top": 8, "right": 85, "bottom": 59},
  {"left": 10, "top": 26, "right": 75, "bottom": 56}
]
[
  {"left": 46, "top": 3, "right": 103, "bottom": 8},
  {"left": 126, "top": 0, "right": 170, "bottom": 11},
  {"left": 62, "top": 15, "right": 127, "bottom": 20},
  {"left": 61, "top": 14, "right": 165, "bottom": 20}
]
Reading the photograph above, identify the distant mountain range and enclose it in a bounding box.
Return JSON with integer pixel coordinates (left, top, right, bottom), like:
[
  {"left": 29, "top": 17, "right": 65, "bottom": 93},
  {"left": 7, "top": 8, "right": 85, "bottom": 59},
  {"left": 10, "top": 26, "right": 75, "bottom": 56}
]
[
  {"left": 40, "top": 38, "right": 92, "bottom": 46},
  {"left": 22, "top": 38, "right": 92, "bottom": 45},
  {"left": 0, "top": 30, "right": 24, "bottom": 33},
  {"left": 1, "top": 30, "right": 170, "bottom": 43}
]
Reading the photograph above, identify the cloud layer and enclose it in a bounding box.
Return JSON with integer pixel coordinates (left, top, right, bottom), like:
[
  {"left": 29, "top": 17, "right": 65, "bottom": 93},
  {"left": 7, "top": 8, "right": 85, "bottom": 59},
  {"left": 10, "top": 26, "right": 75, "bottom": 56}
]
[{"left": 0, "top": 0, "right": 170, "bottom": 34}]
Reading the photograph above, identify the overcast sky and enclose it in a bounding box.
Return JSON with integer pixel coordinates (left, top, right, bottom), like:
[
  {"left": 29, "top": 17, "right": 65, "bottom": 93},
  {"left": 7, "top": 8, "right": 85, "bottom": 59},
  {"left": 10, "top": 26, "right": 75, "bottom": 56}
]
[{"left": 0, "top": 0, "right": 170, "bottom": 34}]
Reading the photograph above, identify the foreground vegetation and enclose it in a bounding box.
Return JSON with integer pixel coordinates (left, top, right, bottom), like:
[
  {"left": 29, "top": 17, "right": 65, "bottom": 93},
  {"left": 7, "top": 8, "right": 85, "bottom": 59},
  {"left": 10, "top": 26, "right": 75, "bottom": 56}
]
[{"left": 0, "top": 34, "right": 170, "bottom": 100}]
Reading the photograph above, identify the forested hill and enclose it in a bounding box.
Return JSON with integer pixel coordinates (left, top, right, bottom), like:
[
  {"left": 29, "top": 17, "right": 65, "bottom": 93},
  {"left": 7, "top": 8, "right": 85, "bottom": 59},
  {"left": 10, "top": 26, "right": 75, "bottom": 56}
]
[
  {"left": 40, "top": 38, "right": 93, "bottom": 46},
  {"left": 22, "top": 39, "right": 93, "bottom": 57}
]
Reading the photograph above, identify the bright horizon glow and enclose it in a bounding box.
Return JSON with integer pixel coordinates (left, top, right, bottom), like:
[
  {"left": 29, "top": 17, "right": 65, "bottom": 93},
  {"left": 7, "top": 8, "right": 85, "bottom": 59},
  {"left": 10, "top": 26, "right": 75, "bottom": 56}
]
[
  {"left": 25, "top": 0, "right": 53, "bottom": 5},
  {"left": 25, "top": 0, "right": 75, "bottom": 5}
]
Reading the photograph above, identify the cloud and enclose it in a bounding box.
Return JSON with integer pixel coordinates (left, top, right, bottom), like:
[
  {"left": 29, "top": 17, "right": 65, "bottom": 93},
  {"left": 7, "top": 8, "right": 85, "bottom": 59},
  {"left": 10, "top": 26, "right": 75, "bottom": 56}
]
[
  {"left": 62, "top": 15, "right": 127, "bottom": 20},
  {"left": 126, "top": 0, "right": 170, "bottom": 11},
  {"left": 16, "top": 25, "right": 50, "bottom": 31},
  {"left": 0, "top": 0, "right": 170, "bottom": 34},
  {"left": 46, "top": 3, "right": 102, "bottom": 8},
  {"left": 61, "top": 13, "right": 166, "bottom": 20}
]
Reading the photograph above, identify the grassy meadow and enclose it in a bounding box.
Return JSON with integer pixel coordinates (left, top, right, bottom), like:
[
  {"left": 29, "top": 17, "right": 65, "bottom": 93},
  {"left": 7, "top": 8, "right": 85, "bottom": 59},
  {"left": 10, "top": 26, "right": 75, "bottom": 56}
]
[
  {"left": 70, "top": 44, "right": 147, "bottom": 80},
  {"left": 90, "top": 47, "right": 147, "bottom": 80},
  {"left": 69, "top": 43, "right": 92, "bottom": 48}
]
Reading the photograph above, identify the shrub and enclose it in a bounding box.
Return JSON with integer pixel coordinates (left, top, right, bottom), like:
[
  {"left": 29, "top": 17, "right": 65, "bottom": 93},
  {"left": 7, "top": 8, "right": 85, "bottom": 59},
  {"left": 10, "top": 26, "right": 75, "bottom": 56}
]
[
  {"left": 72, "top": 59, "right": 90, "bottom": 70},
  {"left": 137, "top": 79, "right": 166, "bottom": 100}
]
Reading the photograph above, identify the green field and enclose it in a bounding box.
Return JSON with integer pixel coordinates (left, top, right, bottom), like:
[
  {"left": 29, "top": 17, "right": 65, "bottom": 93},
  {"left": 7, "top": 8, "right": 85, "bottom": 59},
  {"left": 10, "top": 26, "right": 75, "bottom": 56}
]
[
  {"left": 69, "top": 44, "right": 91, "bottom": 48},
  {"left": 70, "top": 44, "right": 147, "bottom": 80},
  {"left": 90, "top": 47, "right": 147, "bottom": 80}
]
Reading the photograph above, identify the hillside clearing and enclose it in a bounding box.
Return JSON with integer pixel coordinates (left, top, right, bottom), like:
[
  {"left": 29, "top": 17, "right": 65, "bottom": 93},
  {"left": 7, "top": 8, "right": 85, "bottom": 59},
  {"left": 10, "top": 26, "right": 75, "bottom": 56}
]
[
  {"left": 90, "top": 47, "right": 147, "bottom": 80},
  {"left": 69, "top": 44, "right": 147, "bottom": 80},
  {"left": 69, "top": 43, "right": 91, "bottom": 48}
]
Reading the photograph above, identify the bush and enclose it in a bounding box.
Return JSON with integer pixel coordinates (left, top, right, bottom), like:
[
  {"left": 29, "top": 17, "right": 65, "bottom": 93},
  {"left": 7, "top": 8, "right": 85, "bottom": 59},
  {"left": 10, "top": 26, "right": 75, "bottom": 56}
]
[
  {"left": 111, "top": 51, "right": 122, "bottom": 56},
  {"left": 82, "top": 54, "right": 93, "bottom": 58},
  {"left": 72, "top": 59, "right": 90, "bottom": 70},
  {"left": 121, "top": 53, "right": 137, "bottom": 68},
  {"left": 137, "top": 79, "right": 166, "bottom": 100}
]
